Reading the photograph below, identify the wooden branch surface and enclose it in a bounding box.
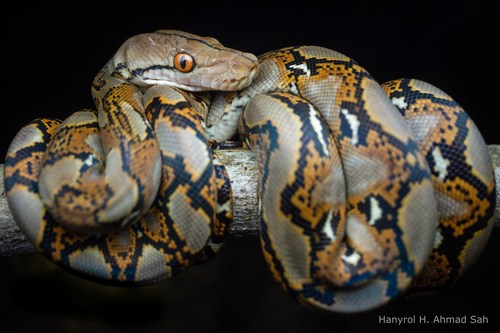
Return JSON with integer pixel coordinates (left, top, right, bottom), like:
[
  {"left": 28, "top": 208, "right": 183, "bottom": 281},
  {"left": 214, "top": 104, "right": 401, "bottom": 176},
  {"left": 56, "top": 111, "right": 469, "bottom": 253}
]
[{"left": 1, "top": 145, "right": 499, "bottom": 256}]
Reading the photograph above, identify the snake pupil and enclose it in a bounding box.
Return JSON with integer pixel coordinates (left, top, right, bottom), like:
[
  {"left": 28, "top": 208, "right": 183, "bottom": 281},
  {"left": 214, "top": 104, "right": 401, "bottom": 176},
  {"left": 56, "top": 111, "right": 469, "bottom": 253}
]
[{"left": 174, "top": 53, "right": 195, "bottom": 73}]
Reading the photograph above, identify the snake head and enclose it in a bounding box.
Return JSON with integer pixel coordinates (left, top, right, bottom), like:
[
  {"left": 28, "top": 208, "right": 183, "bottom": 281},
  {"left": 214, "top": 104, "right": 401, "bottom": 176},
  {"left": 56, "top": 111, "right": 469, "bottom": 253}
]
[{"left": 112, "top": 30, "right": 259, "bottom": 92}]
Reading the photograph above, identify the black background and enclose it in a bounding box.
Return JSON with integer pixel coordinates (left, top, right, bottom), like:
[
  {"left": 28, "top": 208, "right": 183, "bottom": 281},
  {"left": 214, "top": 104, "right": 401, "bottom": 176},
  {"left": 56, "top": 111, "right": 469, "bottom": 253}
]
[{"left": 0, "top": 1, "right": 499, "bottom": 332}]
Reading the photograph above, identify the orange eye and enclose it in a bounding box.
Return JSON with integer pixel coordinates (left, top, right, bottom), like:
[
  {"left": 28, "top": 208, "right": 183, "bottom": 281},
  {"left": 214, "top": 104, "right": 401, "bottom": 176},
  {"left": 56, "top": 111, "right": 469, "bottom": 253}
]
[{"left": 173, "top": 53, "right": 195, "bottom": 73}]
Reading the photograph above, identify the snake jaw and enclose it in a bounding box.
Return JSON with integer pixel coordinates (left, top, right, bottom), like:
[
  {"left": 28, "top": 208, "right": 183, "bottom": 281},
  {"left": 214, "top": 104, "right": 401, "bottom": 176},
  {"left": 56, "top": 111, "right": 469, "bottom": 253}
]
[
  {"left": 136, "top": 62, "right": 258, "bottom": 92},
  {"left": 141, "top": 78, "right": 211, "bottom": 92}
]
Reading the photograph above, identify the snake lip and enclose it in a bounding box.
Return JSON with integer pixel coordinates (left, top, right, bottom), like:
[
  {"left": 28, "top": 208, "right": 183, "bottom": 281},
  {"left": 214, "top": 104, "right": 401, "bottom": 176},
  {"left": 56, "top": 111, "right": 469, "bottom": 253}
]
[{"left": 143, "top": 78, "right": 208, "bottom": 92}]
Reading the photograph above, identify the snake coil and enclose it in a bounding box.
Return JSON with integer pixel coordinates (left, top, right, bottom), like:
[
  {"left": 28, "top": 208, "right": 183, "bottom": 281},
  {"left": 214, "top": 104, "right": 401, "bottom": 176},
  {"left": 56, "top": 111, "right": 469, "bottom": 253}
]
[{"left": 4, "top": 30, "right": 496, "bottom": 312}]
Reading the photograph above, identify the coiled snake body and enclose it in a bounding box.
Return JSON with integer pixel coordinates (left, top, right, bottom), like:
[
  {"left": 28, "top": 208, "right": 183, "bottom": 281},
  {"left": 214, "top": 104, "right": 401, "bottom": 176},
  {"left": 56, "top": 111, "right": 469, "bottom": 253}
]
[{"left": 4, "top": 30, "right": 496, "bottom": 312}]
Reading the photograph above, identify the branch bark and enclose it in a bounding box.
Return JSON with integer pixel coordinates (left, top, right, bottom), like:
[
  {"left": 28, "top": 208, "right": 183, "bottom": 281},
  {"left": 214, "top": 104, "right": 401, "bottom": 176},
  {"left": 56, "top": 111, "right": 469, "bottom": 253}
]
[{"left": 1, "top": 145, "right": 499, "bottom": 256}]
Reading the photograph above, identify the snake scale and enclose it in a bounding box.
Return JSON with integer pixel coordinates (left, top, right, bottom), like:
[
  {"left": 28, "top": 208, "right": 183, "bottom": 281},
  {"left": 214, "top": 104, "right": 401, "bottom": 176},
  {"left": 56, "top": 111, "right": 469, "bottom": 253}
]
[{"left": 4, "top": 30, "right": 496, "bottom": 312}]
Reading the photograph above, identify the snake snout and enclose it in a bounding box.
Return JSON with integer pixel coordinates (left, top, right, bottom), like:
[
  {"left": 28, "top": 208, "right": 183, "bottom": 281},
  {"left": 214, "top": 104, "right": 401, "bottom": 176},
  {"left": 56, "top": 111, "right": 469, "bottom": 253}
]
[
  {"left": 223, "top": 53, "right": 259, "bottom": 91},
  {"left": 232, "top": 52, "right": 258, "bottom": 78}
]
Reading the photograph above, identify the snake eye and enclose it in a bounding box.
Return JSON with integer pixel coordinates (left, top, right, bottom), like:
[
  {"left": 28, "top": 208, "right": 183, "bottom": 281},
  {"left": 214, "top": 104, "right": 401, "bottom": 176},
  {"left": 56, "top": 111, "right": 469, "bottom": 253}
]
[{"left": 174, "top": 53, "right": 195, "bottom": 73}]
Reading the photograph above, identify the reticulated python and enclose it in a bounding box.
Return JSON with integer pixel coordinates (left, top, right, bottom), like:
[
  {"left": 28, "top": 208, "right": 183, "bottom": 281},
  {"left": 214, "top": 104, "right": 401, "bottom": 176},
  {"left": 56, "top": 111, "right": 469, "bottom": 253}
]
[{"left": 4, "top": 30, "right": 496, "bottom": 312}]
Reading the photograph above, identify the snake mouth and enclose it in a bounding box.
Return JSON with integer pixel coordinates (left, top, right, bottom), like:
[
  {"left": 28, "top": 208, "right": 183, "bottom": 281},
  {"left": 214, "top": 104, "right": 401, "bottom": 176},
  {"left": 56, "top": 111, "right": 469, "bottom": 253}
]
[
  {"left": 142, "top": 63, "right": 258, "bottom": 92},
  {"left": 142, "top": 78, "right": 209, "bottom": 92}
]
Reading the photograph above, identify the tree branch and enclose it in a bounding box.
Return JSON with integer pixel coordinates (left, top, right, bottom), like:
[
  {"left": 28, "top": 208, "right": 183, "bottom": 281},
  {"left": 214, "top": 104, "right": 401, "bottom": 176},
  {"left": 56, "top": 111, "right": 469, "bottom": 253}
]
[{"left": 1, "top": 146, "right": 499, "bottom": 256}]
